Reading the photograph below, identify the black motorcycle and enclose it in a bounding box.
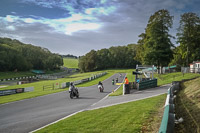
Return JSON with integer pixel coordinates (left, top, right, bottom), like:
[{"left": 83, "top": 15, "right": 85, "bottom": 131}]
[{"left": 69, "top": 87, "right": 79, "bottom": 99}]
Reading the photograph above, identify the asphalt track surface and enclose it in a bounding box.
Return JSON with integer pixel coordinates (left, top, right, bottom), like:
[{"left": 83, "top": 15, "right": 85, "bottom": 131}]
[{"left": 0, "top": 73, "right": 126, "bottom": 133}]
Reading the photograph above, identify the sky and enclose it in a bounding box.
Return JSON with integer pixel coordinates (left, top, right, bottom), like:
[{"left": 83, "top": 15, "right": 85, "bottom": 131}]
[{"left": 0, "top": 0, "right": 200, "bottom": 56}]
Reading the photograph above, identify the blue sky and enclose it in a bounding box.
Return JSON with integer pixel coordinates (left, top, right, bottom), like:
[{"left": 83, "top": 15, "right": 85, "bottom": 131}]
[{"left": 0, "top": 0, "right": 200, "bottom": 56}]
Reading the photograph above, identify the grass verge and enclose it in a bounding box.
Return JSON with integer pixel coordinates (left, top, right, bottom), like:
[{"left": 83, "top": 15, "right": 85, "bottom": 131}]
[
  {"left": 36, "top": 94, "right": 166, "bottom": 133},
  {"left": 175, "top": 77, "right": 200, "bottom": 133}
]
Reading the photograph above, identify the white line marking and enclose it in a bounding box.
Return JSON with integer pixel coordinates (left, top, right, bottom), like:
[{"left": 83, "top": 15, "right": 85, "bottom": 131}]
[
  {"left": 29, "top": 109, "right": 85, "bottom": 133},
  {"left": 91, "top": 73, "right": 126, "bottom": 107}
]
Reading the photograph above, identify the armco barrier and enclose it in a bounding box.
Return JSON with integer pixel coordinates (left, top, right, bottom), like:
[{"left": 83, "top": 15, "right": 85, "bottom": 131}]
[{"left": 159, "top": 82, "right": 180, "bottom": 133}]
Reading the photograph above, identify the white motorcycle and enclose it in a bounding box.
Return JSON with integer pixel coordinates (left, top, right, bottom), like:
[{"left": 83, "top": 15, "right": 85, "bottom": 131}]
[{"left": 98, "top": 85, "right": 104, "bottom": 92}]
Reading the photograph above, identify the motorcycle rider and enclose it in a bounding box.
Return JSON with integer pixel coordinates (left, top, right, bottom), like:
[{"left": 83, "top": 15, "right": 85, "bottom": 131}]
[
  {"left": 69, "top": 82, "right": 78, "bottom": 95},
  {"left": 98, "top": 81, "right": 104, "bottom": 91},
  {"left": 98, "top": 81, "right": 103, "bottom": 86}
]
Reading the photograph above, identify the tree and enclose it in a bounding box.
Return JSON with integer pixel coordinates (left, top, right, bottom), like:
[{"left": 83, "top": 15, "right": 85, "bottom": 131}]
[
  {"left": 0, "top": 37, "right": 63, "bottom": 71},
  {"left": 78, "top": 45, "right": 139, "bottom": 72},
  {"left": 135, "top": 33, "right": 146, "bottom": 64},
  {"left": 143, "top": 9, "right": 174, "bottom": 72},
  {"left": 176, "top": 12, "right": 200, "bottom": 66},
  {"left": 96, "top": 49, "right": 111, "bottom": 70}
]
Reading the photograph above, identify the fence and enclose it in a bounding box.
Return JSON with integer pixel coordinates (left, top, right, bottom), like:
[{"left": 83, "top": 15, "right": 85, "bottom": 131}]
[
  {"left": 159, "top": 81, "right": 180, "bottom": 133},
  {"left": 43, "top": 83, "right": 60, "bottom": 90}
]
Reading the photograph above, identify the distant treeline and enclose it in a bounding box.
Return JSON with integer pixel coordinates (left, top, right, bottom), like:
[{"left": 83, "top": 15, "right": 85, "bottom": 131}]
[
  {"left": 78, "top": 44, "right": 140, "bottom": 72},
  {"left": 0, "top": 37, "right": 63, "bottom": 71},
  {"left": 61, "top": 54, "right": 78, "bottom": 59}
]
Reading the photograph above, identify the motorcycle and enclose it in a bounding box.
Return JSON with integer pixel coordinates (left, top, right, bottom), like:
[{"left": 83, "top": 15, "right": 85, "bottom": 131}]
[
  {"left": 98, "top": 85, "right": 104, "bottom": 92},
  {"left": 69, "top": 87, "right": 79, "bottom": 99}
]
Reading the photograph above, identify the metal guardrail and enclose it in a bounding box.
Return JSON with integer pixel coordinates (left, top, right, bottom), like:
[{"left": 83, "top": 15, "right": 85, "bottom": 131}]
[{"left": 159, "top": 82, "right": 180, "bottom": 133}]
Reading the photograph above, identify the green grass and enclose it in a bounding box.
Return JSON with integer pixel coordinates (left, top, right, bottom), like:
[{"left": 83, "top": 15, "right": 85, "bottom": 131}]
[
  {"left": 0, "top": 70, "right": 110, "bottom": 104},
  {"left": 175, "top": 77, "right": 200, "bottom": 133},
  {"left": 154, "top": 72, "right": 200, "bottom": 86},
  {"left": 36, "top": 94, "right": 166, "bottom": 133},
  {"left": 63, "top": 58, "right": 78, "bottom": 68}
]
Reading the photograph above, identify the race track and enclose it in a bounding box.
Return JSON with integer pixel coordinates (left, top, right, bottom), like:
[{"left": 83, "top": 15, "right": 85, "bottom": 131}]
[{"left": 0, "top": 73, "right": 126, "bottom": 133}]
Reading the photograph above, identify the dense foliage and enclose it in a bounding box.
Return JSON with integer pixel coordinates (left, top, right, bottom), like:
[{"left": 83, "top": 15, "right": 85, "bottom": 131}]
[
  {"left": 78, "top": 44, "right": 139, "bottom": 72},
  {"left": 135, "top": 10, "right": 174, "bottom": 70},
  {"left": 61, "top": 54, "right": 78, "bottom": 59},
  {"left": 0, "top": 37, "right": 63, "bottom": 71},
  {"left": 171, "top": 12, "right": 200, "bottom": 66}
]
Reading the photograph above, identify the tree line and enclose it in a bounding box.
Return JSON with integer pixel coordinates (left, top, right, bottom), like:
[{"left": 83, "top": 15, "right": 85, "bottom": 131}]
[
  {"left": 78, "top": 44, "right": 140, "bottom": 72},
  {"left": 79, "top": 9, "right": 200, "bottom": 72},
  {"left": 0, "top": 38, "right": 63, "bottom": 71},
  {"left": 61, "top": 54, "right": 78, "bottom": 59}
]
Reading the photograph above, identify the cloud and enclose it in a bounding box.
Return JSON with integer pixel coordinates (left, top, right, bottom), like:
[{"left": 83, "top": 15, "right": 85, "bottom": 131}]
[
  {"left": 6, "top": 26, "right": 16, "bottom": 31},
  {"left": 5, "top": 15, "right": 15, "bottom": 22},
  {"left": 1, "top": 0, "right": 200, "bottom": 56},
  {"left": 65, "top": 23, "right": 101, "bottom": 35}
]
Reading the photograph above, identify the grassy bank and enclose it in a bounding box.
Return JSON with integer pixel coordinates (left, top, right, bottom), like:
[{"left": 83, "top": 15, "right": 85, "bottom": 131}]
[
  {"left": 154, "top": 72, "right": 200, "bottom": 86},
  {"left": 63, "top": 58, "right": 78, "bottom": 68},
  {"left": 36, "top": 94, "right": 166, "bottom": 133},
  {"left": 175, "top": 77, "right": 200, "bottom": 132}
]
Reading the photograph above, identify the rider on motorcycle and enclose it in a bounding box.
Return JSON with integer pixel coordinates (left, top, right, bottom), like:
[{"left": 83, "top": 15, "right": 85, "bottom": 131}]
[
  {"left": 69, "top": 82, "right": 79, "bottom": 98},
  {"left": 98, "top": 81, "right": 104, "bottom": 92},
  {"left": 98, "top": 81, "right": 103, "bottom": 86},
  {"left": 69, "top": 82, "right": 77, "bottom": 93}
]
